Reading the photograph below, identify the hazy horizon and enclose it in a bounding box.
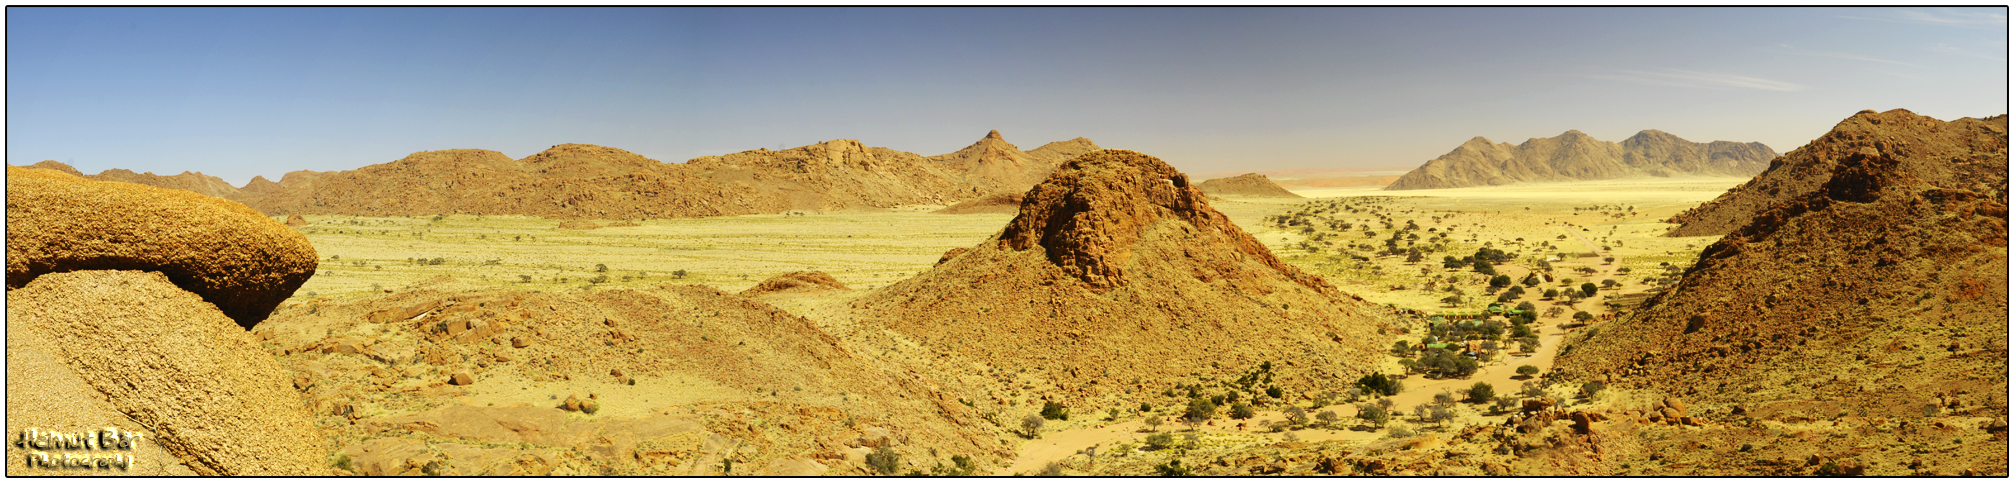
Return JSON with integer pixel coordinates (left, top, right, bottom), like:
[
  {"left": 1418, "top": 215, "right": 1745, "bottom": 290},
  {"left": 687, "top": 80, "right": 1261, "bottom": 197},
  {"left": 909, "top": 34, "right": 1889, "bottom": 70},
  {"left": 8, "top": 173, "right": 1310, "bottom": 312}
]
[{"left": 9, "top": 6, "right": 2006, "bottom": 185}]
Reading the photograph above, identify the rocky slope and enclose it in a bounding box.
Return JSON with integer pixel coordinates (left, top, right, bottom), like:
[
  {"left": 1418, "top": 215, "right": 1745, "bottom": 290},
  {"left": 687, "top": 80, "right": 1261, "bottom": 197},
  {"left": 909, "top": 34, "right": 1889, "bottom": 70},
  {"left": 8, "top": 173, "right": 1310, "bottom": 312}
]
[
  {"left": 1555, "top": 107, "right": 2008, "bottom": 433},
  {"left": 1666, "top": 110, "right": 2009, "bottom": 236},
  {"left": 1197, "top": 173, "right": 1304, "bottom": 198},
  {"left": 840, "top": 149, "right": 1399, "bottom": 409},
  {"left": 258, "top": 279, "right": 1008, "bottom": 475},
  {"left": 1385, "top": 130, "right": 1777, "bottom": 190}
]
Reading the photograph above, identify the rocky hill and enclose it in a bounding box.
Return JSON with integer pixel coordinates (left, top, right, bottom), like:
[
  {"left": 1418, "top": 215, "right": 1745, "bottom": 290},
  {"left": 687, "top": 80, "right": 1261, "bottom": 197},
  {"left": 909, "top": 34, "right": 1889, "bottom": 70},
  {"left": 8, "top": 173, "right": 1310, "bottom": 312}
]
[
  {"left": 924, "top": 130, "right": 1101, "bottom": 194},
  {"left": 1555, "top": 108, "right": 2008, "bottom": 424},
  {"left": 22, "top": 132, "right": 1097, "bottom": 219},
  {"left": 1197, "top": 173, "right": 1304, "bottom": 198},
  {"left": 1666, "top": 110, "right": 2009, "bottom": 236},
  {"left": 1385, "top": 130, "right": 1777, "bottom": 190},
  {"left": 840, "top": 149, "right": 1397, "bottom": 409}
]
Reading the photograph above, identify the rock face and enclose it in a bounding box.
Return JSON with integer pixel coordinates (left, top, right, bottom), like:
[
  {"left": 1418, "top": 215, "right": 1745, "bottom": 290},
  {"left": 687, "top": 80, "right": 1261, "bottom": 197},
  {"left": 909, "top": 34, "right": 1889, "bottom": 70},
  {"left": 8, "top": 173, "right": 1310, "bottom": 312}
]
[
  {"left": 7, "top": 270, "right": 326, "bottom": 475},
  {"left": 1667, "top": 110, "right": 2009, "bottom": 236},
  {"left": 6, "top": 166, "right": 317, "bottom": 328},
  {"left": 1555, "top": 109, "right": 2008, "bottom": 420},
  {"left": 741, "top": 271, "right": 851, "bottom": 296},
  {"left": 1197, "top": 173, "right": 1305, "bottom": 198},
  {"left": 1384, "top": 130, "right": 1777, "bottom": 190},
  {"left": 848, "top": 149, "right": 1396, "bottom": 401}
]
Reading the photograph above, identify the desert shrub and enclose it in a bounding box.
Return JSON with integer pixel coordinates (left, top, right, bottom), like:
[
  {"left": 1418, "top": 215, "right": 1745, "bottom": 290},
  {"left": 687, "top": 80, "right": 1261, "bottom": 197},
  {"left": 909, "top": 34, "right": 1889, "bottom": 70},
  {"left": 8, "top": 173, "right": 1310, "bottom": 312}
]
[
  {"left": 673, "top": 269, "right": 688, "bottom": 279},
  {"left": 1022, "top": 414, "right": 1045, "bottom": 438},
  {"left": 1037, "top": 462, "right": 1065, "bottom": 476},
  {"left": 1517, "top": 365, "right": 1540, "bottom": 377},
  {"left": 518, "top": 275, "right": 532, "bottom": 283},
  {"left": 1316, "top": 410, "right": 1339, "bottom": 426},
  {"left": 1144, "top": 432, "right": 1175, "bottom": 450},
  {"left": 1392, "top": 340, "right": 1414, "bottom": 356},
  {"left": 1210, "top": 395, "right": 1226, "bottom": 406},
  {"left": 1357, "top": 373, "right": 1402, "bottom": 397},
  {"left": 1139, "top": 402, "right": 1153, "bottom": 413},
  {"left": 866, "top": 446, "right": 900, "bottom": 475},
  {"left": 1284, "top": 406, "right": 1309, "bottom": 427},
  {"left": 1581, "top": 381, "right": 1606, "bottom": 400},
  {"left": 1230, "top": 402, "right": 1256, "bottom": 420},
  {"left": 1105, "top": 408, "right": 1121, "bottom": 421},
  {"left": 1185, "top": 398, "right": 1218, "bottom": 422},
  {"left": 1433, "top": 392, "right": 1455, "bottom": 405},
  {"left": 1040, "top": 401, "right": 1069, "bottom": 421},
  {"left": 1155, "top": 460, "right": 1192, "bottom": 477},
  {"left": 1387, "top": 425, "right": 1414, "bottom": 438},
  {"left": 588, "top": 275, "right": 610, "bottom": 284},
  {"left": 1265, "top": 387, "right": 1284, "bottom": 399},
  {"left": 1543, "top": 288, "right": 1560, "bottom": 299},
  {"left": 1467, "top": 382, "right": 1495, "bottom": 404},
  {"left": 331, "top": 452, "right": 353, "bottom": 472},
  {"left": 595, "top": 263, "right": 608, "bottom": 272}
]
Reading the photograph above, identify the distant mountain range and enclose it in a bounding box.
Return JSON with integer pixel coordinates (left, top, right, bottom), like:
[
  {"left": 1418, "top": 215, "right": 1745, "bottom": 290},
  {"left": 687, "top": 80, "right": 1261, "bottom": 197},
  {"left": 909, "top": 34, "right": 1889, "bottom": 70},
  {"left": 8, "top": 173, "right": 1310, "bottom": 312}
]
[
  {"left": 18, "top": 131, "right": 1100, "bottom": 219},
  {"left": 1384, "top": 129, "right": 1778, "bottom": 190}
]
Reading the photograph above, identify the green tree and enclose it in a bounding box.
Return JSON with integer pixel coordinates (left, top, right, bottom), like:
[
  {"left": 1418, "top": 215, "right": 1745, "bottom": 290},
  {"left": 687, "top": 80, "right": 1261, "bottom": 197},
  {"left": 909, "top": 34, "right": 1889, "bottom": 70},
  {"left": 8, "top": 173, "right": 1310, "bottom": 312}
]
[
  {"left": 673, "top": 269, "right": 689, "bottom": 279},
  {"left": 1543, "top": 288, "right": 1560, "bottom": 299},
  {"left": 1184, "top": 398, "right": 1218, "bottom": 424},
  {"left": 1144, "top": 432, "right": 1175, "bottom": 450},
  {"left": 1473, "top": 259, "right": 1497, "bottom": 275},
  {"left": 1392, "top": 340, "right": 1414, "bottom": 356},
  {"left": 1143, "top": 415, "right": 1163, "bottom": 432},
  {"left": 1489, "top": 275, "right": 1512, "bottom": 288},
  {"left": 1230, "top": 402, "right": 1256, "bottom": 419},
  {"left": 1467, "top": 382, "right": 1495, "bottom": 404},
  {"left": 1581, "top": 282, "right": 1598, "bottom": 298},
  {"left": 1440, "top": 295, "right": 1463, "bottom": 307},
  {"left": 1442, "top": 256, "right": 1464, "bottom": 269},
  {"left": 1516, "top": 365, "right": 1540, "bottom": 377},
  {"left": 1155, "top": 460, "right": 1192, "bottom": 477},
  {"left": 1515, "top": 301, "right": 1537, "bottom": 312},
  {"left": 1581, "top": 381, "right": 1606, "bottom": 400},
  {"left": 1573, "top": 311, "right": 1595, "bottom": 322},
  {"left": 1284, "top": 406, "right": 1309, "bottom": 427},
  {"left": 1356, "top": 403, "right": 1390, "bottom": 429}
]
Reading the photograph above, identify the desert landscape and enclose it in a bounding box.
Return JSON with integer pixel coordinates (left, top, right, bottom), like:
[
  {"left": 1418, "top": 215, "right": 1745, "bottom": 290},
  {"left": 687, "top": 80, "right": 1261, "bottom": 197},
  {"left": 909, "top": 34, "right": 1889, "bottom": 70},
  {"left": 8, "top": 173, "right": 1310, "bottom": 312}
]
[
  {"left": 8, "top": 107, "right": 2005, "bottom": 476},
  {"left": 7, "top": 6, "right": 2007, "bottom": 477}
]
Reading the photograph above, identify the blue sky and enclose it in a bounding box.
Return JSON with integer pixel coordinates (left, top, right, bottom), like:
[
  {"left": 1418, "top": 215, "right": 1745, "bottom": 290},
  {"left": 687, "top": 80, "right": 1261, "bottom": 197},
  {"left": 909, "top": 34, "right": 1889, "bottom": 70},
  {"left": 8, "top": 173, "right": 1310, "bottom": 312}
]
[{"left": 8, "top": 7, "right": 2006, "bottom": 184}]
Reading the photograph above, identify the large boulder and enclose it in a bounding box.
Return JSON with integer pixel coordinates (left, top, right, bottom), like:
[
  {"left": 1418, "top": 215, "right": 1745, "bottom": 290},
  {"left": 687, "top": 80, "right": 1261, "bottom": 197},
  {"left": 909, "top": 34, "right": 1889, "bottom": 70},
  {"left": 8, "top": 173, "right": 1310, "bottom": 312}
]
[
  {"left": 6, "top": 270, "right": 327, "bottom": 475},
  {"left": 6, "top": 166, "right": 317, "bottom": 328}
]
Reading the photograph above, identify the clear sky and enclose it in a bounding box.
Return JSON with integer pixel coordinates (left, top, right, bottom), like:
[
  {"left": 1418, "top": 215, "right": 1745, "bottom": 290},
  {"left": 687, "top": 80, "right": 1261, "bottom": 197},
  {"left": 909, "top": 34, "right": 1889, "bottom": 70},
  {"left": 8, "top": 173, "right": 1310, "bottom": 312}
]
[{"left": 8, "top": 7, "right": 2007, "bottom": 185}]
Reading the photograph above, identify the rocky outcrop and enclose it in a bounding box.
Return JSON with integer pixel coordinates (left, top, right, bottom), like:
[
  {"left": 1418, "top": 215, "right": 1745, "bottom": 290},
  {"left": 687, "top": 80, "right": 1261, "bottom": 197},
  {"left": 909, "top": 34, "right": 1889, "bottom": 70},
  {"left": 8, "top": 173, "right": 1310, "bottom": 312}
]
[
  {"left": 1667, "top": 109, "right": 2009, "bottom": 236},
  {"left": 742, "top": 271, "right": 851, "bottom": 296},
  {"left": 1385, "top": 130, "right": 1777, "bottom": 190},
  {"left": 7, "top": 270, "right": 327, "bottom": 475},
  {"left": 846, "top": 149, "right": 1397, "bottom": 403},
  {"left": 6, "top": 166, "right": 317, "bottom": 328},
  {"left": 1198, "top": 173, "right": 1304, "bottom": 198}
]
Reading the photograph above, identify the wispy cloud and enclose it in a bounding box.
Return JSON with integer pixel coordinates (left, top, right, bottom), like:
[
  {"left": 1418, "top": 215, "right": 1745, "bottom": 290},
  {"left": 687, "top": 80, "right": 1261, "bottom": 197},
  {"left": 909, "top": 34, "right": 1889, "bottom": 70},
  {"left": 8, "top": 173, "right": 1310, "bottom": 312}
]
[
  {"left": 1928, "top": 42, "right": 2006, "bottom": 61},
  {"left": 1772, "top": 44, "right": 1916, "bottom": 66},
  {"left": 1589, "top": 69, "right": 1804, "bottom": 92},
  {"left": 1842, "top": 8, "right": 2007, "bottom": 28}
]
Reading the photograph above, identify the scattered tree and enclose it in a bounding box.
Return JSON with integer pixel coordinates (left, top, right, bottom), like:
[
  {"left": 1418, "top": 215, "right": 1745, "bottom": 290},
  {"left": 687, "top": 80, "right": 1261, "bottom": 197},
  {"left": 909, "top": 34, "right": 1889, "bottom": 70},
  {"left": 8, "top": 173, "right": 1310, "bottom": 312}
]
[
  {"left": 1284, "top": 406, "right": 1309, "bottom": 427},
  {"left": 1022, "top": 414, "right": 1046, "bottom": 438},
  {"left": 1581, "top": 282, "right": 1599, "bottom": 298},
  {"left": 1143, "top": 415, "right": 1163, "bottom": 432},
  {"left": 1230, "top": 402, "right": 1256, "bottom": 420},
  {"left": 1356, "top": 403, "right": 1390, "bottom": 429},
  {"left": 1467, "top": 382, "right": 1496, "bottom": 404},
  {"left": 1516, "top": 365, "right": 1540, "bottom": 377}
]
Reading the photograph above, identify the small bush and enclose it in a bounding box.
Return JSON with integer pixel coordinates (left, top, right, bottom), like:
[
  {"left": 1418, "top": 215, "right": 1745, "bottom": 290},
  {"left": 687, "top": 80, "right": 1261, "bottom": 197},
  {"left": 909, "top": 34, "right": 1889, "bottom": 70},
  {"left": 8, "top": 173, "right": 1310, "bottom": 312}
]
[
  {"left": 866, "top": 446, "right": 900, "bottom": 475},
  {"left": 1155, "top": 460, "right": 1192, "bottom": 477},
  {"left": 1387, "top": 425, "right": 1414, "bottom": 438},
  {"left": 1144, "top": 432, "right": 1175, "bottom": 450},
  {"left": 1040, "top": 401, "right": 1069, "bottom": 421}
]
